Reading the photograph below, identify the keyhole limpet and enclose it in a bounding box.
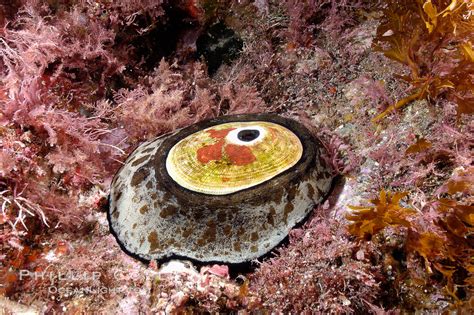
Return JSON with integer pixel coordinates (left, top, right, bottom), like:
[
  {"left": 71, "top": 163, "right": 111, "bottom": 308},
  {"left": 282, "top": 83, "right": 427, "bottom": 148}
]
[{"left": 108, "top": 114, "right": 333, "bottom": 264}]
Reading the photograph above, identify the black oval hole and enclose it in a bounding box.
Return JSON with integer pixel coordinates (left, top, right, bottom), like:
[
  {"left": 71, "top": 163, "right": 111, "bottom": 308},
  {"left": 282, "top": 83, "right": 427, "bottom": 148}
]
[{"left": 237, "top": 129, "right": 260, "bottom": 142}]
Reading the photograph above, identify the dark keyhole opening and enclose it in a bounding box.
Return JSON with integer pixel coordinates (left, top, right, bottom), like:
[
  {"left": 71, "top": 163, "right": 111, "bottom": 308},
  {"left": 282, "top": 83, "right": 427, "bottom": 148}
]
[{"left": 237, "top": 129, "right": 260, "bottom": 142}]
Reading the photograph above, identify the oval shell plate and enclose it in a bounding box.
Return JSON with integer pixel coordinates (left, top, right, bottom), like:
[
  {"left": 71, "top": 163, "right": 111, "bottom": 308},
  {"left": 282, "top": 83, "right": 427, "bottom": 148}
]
[{"left": 165, "top": 121, "right": 303, "bottom": 195}]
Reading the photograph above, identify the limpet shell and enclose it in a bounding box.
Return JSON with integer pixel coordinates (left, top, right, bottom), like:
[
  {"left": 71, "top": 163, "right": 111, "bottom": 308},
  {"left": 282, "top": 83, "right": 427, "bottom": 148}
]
[
  {"left": 108, "top": 114, "right": 333, "bottom": 264},
  {"left": 166, "top": 121, "right": 303, "bottom": 195}
]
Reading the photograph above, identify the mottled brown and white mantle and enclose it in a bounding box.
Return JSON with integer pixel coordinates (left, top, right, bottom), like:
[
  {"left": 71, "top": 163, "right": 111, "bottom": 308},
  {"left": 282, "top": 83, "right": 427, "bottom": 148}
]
[{"left": 108, "top": 114, "right": 333, "bottom": 264}]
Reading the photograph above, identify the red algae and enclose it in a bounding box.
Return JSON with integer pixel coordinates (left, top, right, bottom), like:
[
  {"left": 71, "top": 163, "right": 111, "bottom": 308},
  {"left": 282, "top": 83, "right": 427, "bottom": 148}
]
[
  {"left": 197, "top": 128, "right": 256, "bottom": 165},
  {"left": 224, "top": 144, "right": 256, "bottom": 166},
  {"left": 1, "top": 0, "right": 472, "bottom": 313},
  {"left": 207, "top": 128, "right": 236, "bottom": 139},
  {"left": 197, "top": 140, "right": 225, "bottom": 163}
]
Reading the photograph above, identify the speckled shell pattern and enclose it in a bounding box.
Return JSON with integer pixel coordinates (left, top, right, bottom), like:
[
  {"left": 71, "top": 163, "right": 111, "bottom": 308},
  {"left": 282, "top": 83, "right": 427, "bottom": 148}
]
[{"left": 108, "top": 114, "right": 333, "bottom": 264}]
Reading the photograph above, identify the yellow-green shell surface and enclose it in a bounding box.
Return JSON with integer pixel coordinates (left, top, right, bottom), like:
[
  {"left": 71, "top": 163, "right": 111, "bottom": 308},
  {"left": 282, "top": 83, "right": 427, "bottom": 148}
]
[{"left": 166, "top": 122, "right": 303, "bottom": 195}]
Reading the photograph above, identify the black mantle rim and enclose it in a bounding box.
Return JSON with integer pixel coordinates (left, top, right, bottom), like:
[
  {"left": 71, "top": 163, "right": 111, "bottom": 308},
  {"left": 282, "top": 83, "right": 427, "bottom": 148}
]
[{"left": 153, "top": 113, "right": 319, "bottom": 207}]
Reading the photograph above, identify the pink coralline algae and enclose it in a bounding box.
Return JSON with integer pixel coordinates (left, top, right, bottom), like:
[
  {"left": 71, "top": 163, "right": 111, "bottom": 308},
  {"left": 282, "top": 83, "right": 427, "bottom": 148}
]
[{"left": 1, "top": 0, "right": 472, "bottom": 313}]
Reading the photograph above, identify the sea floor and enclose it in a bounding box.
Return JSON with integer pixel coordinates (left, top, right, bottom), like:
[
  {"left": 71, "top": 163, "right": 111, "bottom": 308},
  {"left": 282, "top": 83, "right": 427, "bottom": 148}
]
[{"left": 1, "top": 1, "right": 472, "bottom": 313}]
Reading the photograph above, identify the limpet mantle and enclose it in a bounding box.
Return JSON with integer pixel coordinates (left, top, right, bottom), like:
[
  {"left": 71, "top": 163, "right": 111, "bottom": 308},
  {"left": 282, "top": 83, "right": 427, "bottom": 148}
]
[{"left": 108, "top": 114, "right": 333, "bottom": 264}]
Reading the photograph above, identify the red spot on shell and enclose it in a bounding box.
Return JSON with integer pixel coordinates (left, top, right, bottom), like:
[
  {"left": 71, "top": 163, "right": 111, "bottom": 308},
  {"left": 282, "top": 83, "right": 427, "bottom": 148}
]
[
  {"left": 225, "top": 144, "right": 256, "bottom": 166},
  {"left": 197, "top": 140, "right": 225, "bottom": 163},
  {"left": 207, "top": 128, "right": 235, "bottom": 139}
]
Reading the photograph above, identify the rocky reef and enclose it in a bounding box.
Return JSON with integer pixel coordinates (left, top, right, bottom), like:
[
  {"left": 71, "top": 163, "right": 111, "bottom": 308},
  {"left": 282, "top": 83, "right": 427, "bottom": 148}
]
[{"left": 1, "top": 0, "right": 472, "bottom": 313}]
